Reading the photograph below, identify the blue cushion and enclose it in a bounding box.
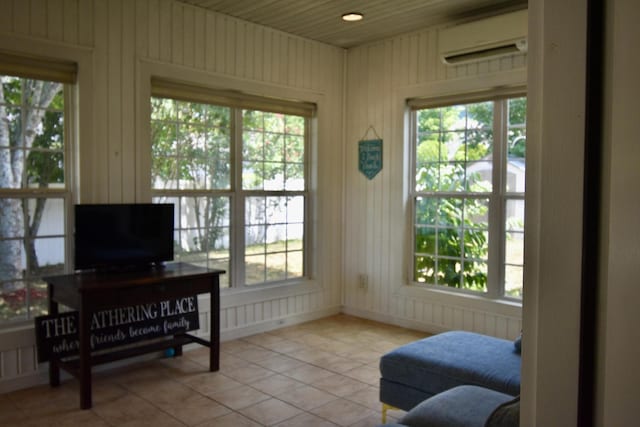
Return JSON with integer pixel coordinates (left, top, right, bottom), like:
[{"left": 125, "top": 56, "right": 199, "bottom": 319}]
[
  {"left": 513, "top": 334, "right": 522, "bottom": 354},
  {"left": 485, "top": 394, "right": 520, "bottom": 427},
  {"left": 397, "top": 385, "right": 515, "bottom": 427},
  {"left": 379, "top": 378, "right": 432, "bottom": 411},
  {"left": 380, "top": 331, "right": 521, "bottom": 400}
]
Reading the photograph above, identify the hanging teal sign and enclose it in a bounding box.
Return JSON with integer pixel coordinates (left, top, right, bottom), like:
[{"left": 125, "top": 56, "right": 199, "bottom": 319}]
[{"left": 359, "top": 139, "right": 383, "bottom": 180}]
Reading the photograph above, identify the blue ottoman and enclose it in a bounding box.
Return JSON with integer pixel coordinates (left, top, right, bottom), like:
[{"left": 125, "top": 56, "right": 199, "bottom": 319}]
[{"left": 379, "top": 331, "right": 521, "bottom": 413}]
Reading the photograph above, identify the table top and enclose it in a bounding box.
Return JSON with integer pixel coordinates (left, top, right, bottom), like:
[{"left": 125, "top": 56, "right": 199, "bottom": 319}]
[{"left": 43, "top": 262, "right": 225, "bottom": 292}]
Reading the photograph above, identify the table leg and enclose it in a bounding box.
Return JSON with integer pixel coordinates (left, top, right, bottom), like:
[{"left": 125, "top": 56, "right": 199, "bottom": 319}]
[
  {"left": 174, "top": 342, "right": 183, "bottom": 356},
  {"left": 210, "top": 278, "right": 220, "bottom": 372},
  {"left": 79, "top": 300, "right": 92, "bottom": 409},
  {"left": 47, "top": 284, "right": 60, "bottom": 387}
]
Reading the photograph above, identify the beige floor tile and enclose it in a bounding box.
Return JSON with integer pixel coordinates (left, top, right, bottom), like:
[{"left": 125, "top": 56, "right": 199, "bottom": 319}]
[
  {"left": 313, "top": 373, "right": 370, "bottom": 397},
  {"left": 218, "top": 351, "right": 254, "bottom": 370},
  {"left": 344, "top": 386, "right": 381, "bottom": 411},
  {"left": 254, "top": 337, "right": 309, "bottom": 354},
  {"left": 122, "top": 375, "right": 183, "bottom": 397},
  {"left": 249, "top": 373, "right": 304, "bottom": 395},
  {"left": 135, "top": 378, "right": 233, "bottom": 425},
  {"left": 267, "top": 326, "right": 308, "bottom": 340},
  {"left": 374, "top": 340, "right": 404, "bottom": 353},
  {"left": 288, "top": 347, "right": 332, "bottom": 363},
  {"left": 315, "top": 357, "right": 365, "bottom": 374},
  {"left": 333, "top": 345, "right": 381, "bottom": 362},
  {"left": 118, "top": 416, "right": 186, "bottom": 427},
  {"left": 104, "top": 361, "right": 169, "bottom": 384},
  {"left": 224, "top": 363, "right": 276, "bottom": 384},
  {"left": 290, "top": 333, "right": 335, "bottom": 347},
  {"left": 6, "top": 382, "right": 78, "bottom": 410},
  {"left": 181, "top": 371, "right": 243, "bottom": 396},
  {"left": 282, "top": 363, "right": 334, "bottom": 383},
  {"left": 134, "top": 378, "right": 196, "bottom": 402},
  {"left": 310, "top": 398, "right": 377, "bottom": 427},
  {"left": 242, "top": 332, "right": 286, "bottom": 347},
  {"left": 274, "top": 384, "right": 338, "bottom": 411},
  {"left": 272, "top": 412, "right": 339, "bottom": 427},
  {"left": 0, "top": 394, "right": 26, "bottom": 425},
  {"left": 92, "top": 393, "right": 180, "bottom": 426},
  {"left": 184, "top": 346, "right": 225, "bottom": 368},
  {"left": 391, "top": 332, "right": 429, "bottom": 345},
  {"left": 347, "top": 413, "right": 387, "bottom": 427},
  {"left": 207, "top": 384, "right": 270, "bottom": 410},
  {"left": 302, "top": 350, "right": 348, "bottom": 368},
  {"left": 21, "top": 407, "right": 112, "bottom": 427},
  {"left": 253, "top": 354, "right": 307, "bottom": 372},
  {"left": 342, "top": 365, "right": 380, "bottom": 386},
  {"left": 318, "top": 340, "right": 362, "bottom": 354},
  {"left": 234, "top": 346, "right": 281, "bottom": 363},
  {"left": 152, "top": 394, "right": 231, "bottom": 426},
  {"left": 198, "top": 412, "right": 262, "bottom": 427},
  {"left": 111, "top": 364, "right": 175, "bottom": 395},
  {"left": 220, "top": 339, "right": 262, "bottom": 354},
  {"left": 158, "top": 353, "right": 212, "bottom": 377},
  {"left": 14, "top": 397, "right": 89, "bottom": 424},
  {"left": 183, "top": 345, "right": 209, "bottom": 359},
  {"left": 238, "top": 397, "right": 303, "bottom": 425},
  {"left": 89, "top": 381, "right": 130, "bottom": 405}
]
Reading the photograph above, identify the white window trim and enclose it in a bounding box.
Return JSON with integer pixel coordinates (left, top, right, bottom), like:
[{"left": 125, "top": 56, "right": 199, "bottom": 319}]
[
  {"left": 149, "top": 79, "right": 315, "bottom": 291},
  {"left": 408, "top": 91, "right": 526, "bottom": 300},
  {"left": 0, "top": 39, "right": 92, "bottom": 329}
]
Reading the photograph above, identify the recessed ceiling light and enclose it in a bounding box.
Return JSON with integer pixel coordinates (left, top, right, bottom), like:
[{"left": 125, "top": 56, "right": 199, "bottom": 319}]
[{"left": 342, "top": 12, "right": 364, "bottom": 22}]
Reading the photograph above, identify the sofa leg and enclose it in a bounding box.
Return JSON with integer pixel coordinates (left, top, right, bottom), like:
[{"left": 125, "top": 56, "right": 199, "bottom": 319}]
[{"left": 382, "top": 403, "right": 398, "bottom": 423}]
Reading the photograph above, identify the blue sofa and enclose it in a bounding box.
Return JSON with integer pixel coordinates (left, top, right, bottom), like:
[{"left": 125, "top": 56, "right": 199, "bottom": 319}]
[
  {"left": 382, "top": 385, "right": 519, "bottom": 427},
  {"left": 379, "top": 331, "right": 521, "bottom": 420}
]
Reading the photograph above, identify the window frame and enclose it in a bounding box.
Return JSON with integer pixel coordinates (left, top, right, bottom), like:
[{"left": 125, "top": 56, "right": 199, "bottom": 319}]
[
  {"left": 409, "top": 91, "right": 526, "bottom": 300},
  {"left": 149, "top": 82, "right": 314, "bottom": 291},
  {"left": 0, "top": 73, "right": 75, "bottom": 327}
]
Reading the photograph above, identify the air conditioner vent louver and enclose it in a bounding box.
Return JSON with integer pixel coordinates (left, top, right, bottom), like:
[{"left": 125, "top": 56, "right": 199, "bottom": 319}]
[{"left": 439, "top": 9, "right": 528, "bottom": 65}]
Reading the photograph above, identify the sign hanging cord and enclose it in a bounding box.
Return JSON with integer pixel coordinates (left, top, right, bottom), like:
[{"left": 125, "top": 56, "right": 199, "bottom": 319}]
[{"left": 360, "top": 125, "right": 381, "bottom": 141}]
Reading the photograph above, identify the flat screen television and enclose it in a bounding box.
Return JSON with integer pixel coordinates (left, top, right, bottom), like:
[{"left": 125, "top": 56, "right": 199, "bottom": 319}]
[{"left": 74, "top": 203, "right": 174, "bottom": 271}]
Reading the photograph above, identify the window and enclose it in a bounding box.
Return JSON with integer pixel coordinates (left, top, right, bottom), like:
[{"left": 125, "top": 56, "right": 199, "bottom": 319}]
[
  {"left": 411, "top": 94, "right": 526, "bottom": 299},
  {"left": 0, "top": 54, "right": 75, "bottom": 324},
  {"left": 150, "top": 81, "right": 312, "bottom": 289}
]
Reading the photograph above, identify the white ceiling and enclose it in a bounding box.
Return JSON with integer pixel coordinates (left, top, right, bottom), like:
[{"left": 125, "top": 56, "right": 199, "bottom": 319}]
[{"left": 178, "top": 0, "right": 528, "bottom": 48}]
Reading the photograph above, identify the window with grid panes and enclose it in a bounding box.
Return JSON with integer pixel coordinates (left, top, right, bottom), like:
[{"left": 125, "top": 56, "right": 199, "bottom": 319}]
[
  {"left": 0, "top": 54, "right": 76, "bottom": 324},
  {"left": 411, "top": 94, "right": 526, "bottom": 298},
  {"left": 150, "top": 82, "right": 312, "bottom": 289}
]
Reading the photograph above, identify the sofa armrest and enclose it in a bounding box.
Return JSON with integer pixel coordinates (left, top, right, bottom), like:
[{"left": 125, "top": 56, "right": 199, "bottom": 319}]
[{"left": 390, "top": 385, "right": 515, "bottom": 427}]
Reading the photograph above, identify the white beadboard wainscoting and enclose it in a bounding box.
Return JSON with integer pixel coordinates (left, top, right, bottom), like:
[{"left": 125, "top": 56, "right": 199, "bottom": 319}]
[{"left": 344, "top": 291, "right": 522, "bottom": 340}]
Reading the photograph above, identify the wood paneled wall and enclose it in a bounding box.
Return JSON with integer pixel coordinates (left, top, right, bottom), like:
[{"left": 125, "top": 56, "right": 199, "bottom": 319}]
[{"left": 0, "top": 0, "right": 343, "bottom": 391}]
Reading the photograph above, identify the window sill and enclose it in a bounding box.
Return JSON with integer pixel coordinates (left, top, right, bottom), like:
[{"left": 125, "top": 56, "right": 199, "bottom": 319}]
[
  {"left": 216, "top": 279, "right": 321, "bottom": 309},
  {"left": 396, "top": 284, "right": 522, "bottom": 318}
]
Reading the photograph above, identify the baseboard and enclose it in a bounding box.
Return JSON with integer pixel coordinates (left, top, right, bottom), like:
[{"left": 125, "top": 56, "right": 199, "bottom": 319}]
[
  {"left": 220, "top": 305, "right": 341, "bottom": 341},
  {"left": 342, "top": 302, "right": 521, "bottom": 340},
  {"left": 341, "top": 306, "right": 451, "bottom": 336}
]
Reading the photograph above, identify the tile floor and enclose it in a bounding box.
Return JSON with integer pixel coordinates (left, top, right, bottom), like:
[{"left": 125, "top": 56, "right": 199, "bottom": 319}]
[{"left": 0, "top": 314, "right": 429, "bottom": 426}]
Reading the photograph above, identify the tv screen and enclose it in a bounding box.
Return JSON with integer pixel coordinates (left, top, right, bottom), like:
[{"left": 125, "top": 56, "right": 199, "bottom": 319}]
[{"left": 74, "top": 204, "right": 174, "bottom": 271}]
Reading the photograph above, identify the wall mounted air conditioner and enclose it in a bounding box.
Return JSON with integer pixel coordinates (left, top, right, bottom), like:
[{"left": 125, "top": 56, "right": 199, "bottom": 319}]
[{"left": 439, "top": 9, "right": 528, "bottom": 65}]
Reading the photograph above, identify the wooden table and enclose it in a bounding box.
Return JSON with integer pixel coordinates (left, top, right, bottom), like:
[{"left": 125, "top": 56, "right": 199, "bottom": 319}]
[{"left": 43, "top": 262, "right": 223, "bottom": 409}]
